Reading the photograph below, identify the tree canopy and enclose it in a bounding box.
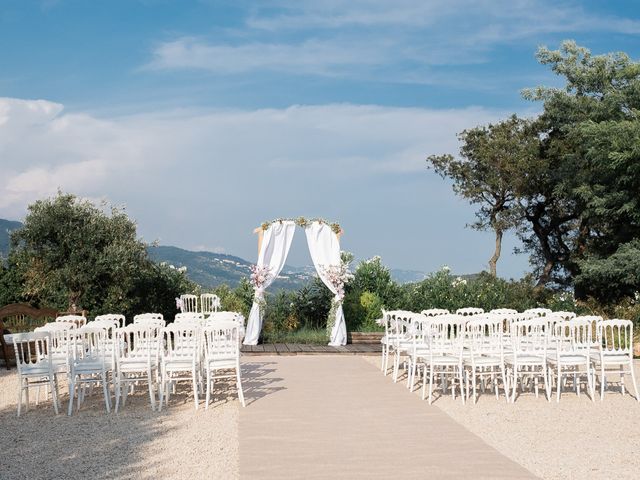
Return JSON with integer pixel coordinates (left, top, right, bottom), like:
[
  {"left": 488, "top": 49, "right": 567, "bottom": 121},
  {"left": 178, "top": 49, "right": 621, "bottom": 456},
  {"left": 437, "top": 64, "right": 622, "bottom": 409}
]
[
  {"left": 3, "top": 192, "right": 195, "bottom": 319},
  {"left": 428, "top": 40, "right": 640, "bottom": 302}
]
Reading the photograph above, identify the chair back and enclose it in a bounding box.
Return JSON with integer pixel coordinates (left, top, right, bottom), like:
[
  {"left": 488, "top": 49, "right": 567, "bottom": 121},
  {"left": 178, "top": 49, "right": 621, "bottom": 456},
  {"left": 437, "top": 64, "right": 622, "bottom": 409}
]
[
  {"left": 72, "top": 326, "right": 109, "bottom": 366},
  {"left": 117, "top": 324, "right": 160, "bottom": 363},
  {"left": 597, "top": 319, "right": 633, "bottom": 356},
  {"left": 134, "top": 313, "right": 166, "bottom": 328},
  {"left": 554, "top": 318, "right": 592, "bottom": 355},
  {"left": 205, "top": 311, "right": 243, "bottom": 327},
  {"left": 200, "top": 293, "right": 221, "bottom": 315},
  {"left": 523, "top": 308, "right": 552, "bottom": 317},
  {"left": 429, "top": 315, "right": 466, "bottom": 355},
  {"left": 466, "top": 315, "right": 503, "bottom": 357},
  {"left": 95, "top": 314, "right": 125, "bottom": 328},
  {"left": 11, "top": 331, "right": 52, "bottom": 374},
  {"left": 203, "top": 320, "right": 240, "bottom": 362},
  {"left": 455, "top": 307, "right": 484, "bottom": 317},
  {"left": 511, "top": 318, "right": 547, "bottom": 356},
  {"left": 420, "top": 308, "right": 449, "bottom": 317},
  {"left": 175, "top": 312, "right": 205, "bottom": 324},
  {"left": 56, "top": 315, "right": 87, "bottom": 327},
  {"left": 162, "top": 324, "right": 200, "bottom": 361},
  {"left": 489, "top": 308, "right": 518, "bottom": 315},
  {"left": 548, "top": 311, "right": 576, "bottom": 321},
  {"left": 179, "top": 294, "right": 198, "bottom": 313}
]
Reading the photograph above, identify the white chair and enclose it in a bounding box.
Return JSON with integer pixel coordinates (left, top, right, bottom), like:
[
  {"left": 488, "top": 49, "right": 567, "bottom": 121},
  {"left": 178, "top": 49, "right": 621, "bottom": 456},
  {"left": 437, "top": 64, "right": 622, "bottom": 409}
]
[
  {"left": 158, "top": 324, "right": 201, "bottom": 410},
  {"left": 464, "top": 315, "right": 508, "bottom": 403},
  {"left": 114, "top": 325, "right": 160, "bottom": 412},
  {"left": 175, "top": 312, "right": 205, "bottom": 324},
  {"left": 90, "top": 319, "right": 120, "bottom": 372},
  {"left": 34, "top": 323, "right": 74, "bottom": 403},
  {"left": 489, "top": 308, "right": 518, "bottom": 315},
  {"left": 202, "top": 321, "right": 245, "bottom": 408},
  {"left": 134, "top": 313, "right": 166, "bottom": 328},
  {"left": 455, "top": 307, "right": 484, "bottom": 317},
  {"left": 206, "top": 311, "right": 245, "bottom": 338},
  {"left": 549, "top": 311, "right": 576, "bottom": 320},
  {"left": 56, "top": 315, "right": 87, "bottom": 327},
  {"left": 180, "top": 294, "right": 198, "bottom": 313},
  {"left": 11, "top": 332, "right": 59, "bottom": 416},
  {"left": 406, "top": 315, "right": 431, "bottom": 391},
  {"left": 67, "top": 326, "right": 112, "bottom": 415},
  {"left": 95, "top": 314, "right": 125, "bottom": 328},
  {"left": 421, "top": 315, "right": 466, "bottom": 405},
  {"left": 548, "top": 318, "right": 595, "bottom": 402},
  {"left": 421, "top": 309, "right": 449, "bottom": 317},
  {"left": 505, "top": 318, "right": 551, "bottom": 402},
  {"left": 523, "top": 308, "right": 552, "bottom": 317},
  {"left": 390, "top": 312, "right": 414, "bottom": 383},
  {"left": 201, "top": 293, "right": 221, "bottom": 315},
  {"left": 593, "top": 319, "right": 639, "bottom": 402}
]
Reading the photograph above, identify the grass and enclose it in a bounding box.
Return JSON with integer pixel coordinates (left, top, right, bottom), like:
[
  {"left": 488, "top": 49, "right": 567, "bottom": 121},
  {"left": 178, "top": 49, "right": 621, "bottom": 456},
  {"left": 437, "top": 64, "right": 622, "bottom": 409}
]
[{"left": 262, "top": 327, "right": 329, "bottom": 344}]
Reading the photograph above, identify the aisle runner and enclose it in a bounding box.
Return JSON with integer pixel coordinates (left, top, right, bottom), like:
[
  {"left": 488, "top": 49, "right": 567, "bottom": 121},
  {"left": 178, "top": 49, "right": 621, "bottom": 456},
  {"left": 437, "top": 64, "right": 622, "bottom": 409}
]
[{"left": 239, "top": 356, "right": 536, "bottom": 479}]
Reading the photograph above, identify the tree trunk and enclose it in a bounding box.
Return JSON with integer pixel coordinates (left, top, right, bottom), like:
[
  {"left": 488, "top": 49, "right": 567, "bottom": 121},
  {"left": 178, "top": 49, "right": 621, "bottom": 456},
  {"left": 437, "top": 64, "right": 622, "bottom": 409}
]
[{"left": 488, "top": 228, "right": 503, "bottom": 277}]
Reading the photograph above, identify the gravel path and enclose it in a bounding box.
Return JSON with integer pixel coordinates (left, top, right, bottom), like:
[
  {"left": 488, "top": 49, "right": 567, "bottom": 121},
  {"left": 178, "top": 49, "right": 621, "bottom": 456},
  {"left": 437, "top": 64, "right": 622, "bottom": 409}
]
[
  {"left": 362, "top": 356, "right": 640, "bottom": 480},
  {"left": 0, "top": 368, "right": 239, "bottom": 480}
]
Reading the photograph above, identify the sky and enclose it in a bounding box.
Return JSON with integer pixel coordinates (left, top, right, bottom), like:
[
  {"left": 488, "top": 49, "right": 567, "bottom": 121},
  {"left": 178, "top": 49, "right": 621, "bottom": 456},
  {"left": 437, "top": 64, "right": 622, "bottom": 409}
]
[{"left": 1, "top": 0, "right": 639, "bottom": 278}]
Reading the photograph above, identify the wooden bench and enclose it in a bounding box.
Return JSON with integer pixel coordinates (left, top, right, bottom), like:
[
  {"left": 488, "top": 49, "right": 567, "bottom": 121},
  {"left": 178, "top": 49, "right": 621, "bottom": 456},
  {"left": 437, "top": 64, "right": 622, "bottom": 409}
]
[{"left": 0, "top": 303, "right": 58, "bottom": 369}]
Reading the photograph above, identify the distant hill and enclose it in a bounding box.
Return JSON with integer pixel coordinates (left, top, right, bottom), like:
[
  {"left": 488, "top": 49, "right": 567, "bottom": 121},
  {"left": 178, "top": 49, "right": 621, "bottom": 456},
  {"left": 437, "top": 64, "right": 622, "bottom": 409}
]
[
  {"left": 0, "top": 217, "right": 428, "bottom": 288},
  {"left": 147, "top": 245, "right": 314, "bottom": 290},
  {"left": 0, "top": 219, "right": 22, "bottom": 259}
]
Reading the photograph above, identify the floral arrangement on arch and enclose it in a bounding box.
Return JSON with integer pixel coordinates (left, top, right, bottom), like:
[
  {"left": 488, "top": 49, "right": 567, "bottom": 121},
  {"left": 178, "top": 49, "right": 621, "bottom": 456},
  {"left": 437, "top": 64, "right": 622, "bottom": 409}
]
[
  {"left": 260, "top": 217, "right": 342, "bottom": 235},
  {"left": 320, "top": 263, "right": 354, "bottom": 301},
  {"left": 250, "top": 264, "right": 272, "bottom": 290}
]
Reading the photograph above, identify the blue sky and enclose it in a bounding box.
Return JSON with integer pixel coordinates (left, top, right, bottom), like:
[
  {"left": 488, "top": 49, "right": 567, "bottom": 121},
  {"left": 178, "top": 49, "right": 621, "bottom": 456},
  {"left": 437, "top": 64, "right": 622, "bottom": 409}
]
[{"left": 1, "top": 0, "right": 639, "bottom": 277}]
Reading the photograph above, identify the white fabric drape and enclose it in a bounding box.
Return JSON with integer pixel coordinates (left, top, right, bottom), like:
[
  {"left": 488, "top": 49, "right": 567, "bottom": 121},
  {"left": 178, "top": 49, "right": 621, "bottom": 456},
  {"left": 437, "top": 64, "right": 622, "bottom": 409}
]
[
  {"left": 305, "top": 222, "right": 347, "bottom": 346},
  {"left": 243, "top": 221, "right": 296, "bottom": 345}
]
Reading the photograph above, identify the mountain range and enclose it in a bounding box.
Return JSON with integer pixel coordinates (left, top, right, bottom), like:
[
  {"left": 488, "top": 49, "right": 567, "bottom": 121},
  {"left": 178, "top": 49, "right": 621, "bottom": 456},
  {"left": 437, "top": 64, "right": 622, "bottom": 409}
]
[{"left": 0, "top": 218, "right": 427, "bottom": 289}]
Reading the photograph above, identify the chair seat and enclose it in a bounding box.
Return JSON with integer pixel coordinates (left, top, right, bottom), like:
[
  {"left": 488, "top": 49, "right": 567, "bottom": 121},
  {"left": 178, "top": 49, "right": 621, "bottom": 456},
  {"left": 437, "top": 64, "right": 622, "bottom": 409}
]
[
  {"left": 548, "top": 354, "right": 590, "bottom": 365},
  {"left": 591, "top": 352, "right": 632, "bottom": 364},
  {"left": 505, "top": 354, "right": 545, "bottom": 365},
  {"left": 20, "top": 365, "right": 54, "bottom": 377},
  {"left": 465, "top": 355, "right": 502, "bottom": 366},
  {"left": 428, "top": 355, "right": 461, "bottom": 366}
]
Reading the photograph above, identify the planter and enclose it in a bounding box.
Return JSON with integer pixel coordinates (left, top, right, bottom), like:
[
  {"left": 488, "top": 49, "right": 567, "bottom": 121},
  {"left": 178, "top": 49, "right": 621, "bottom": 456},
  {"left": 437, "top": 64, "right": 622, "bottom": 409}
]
[{"left": 348, "top": 332, "right": 384, "bottom": 344}]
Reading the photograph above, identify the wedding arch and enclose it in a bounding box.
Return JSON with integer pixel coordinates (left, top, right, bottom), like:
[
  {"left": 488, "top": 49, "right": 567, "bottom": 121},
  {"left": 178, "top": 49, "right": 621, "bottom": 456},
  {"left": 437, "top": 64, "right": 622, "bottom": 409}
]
[{"left": 243, "top": 218, "right": 348, "bottom": 346}]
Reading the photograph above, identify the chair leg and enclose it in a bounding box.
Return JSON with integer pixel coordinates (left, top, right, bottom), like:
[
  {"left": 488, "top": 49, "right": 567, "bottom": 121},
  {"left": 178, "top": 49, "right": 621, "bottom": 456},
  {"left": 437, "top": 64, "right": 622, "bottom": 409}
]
[
  {"left": 192, "top": 368, "right": 199, "bottom": 410},
  {"left": 428, "top": 366, "right": 435, "bottom": 405},
  {"left": 236, "top": 363, "right": 246, "bottom": 407},
  {"left": 600, "top": 364, "right": 605, "bottom": 401},
  {"left": 471, "top": 367, "right": 477, "bottom": 404},
  {"left": 627, "top": 361, "right": 639, "bottom": 402},
  {"left": 49, "top": 376, "right": 59, "bottom": 415},
  {"left": 148, "top": 370, "right": 156, "bottom": 411},
  {"left": 17, "top": 379, "right": 23, "bottom": 417},
  {"left": 620, "top": 366, "right": 626, "bottom": 396},
  {"left": 68, "top": 377, "right": 76, "bottom": 416},
  {"left": 500, "top": 365, "right": 509, "bottom": 403},
  {"left": 102, "top": 372, "right": 111, "bottom": 413},
  {"left": 205, "top": 369, "right": 212, "bottom": 410}
]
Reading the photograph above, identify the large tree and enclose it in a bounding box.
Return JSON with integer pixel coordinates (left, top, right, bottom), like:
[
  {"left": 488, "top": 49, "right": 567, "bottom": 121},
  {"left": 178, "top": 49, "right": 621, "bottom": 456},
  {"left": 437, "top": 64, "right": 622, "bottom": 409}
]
[
  {"left": 521, "top": 41, "right": 640, "bottom": 297},
  {"left": 8, "top": 192, "right": 195, "bottom": 318},
  {"left": 427, "top": 115, "right": 539, "bottom": 276}
]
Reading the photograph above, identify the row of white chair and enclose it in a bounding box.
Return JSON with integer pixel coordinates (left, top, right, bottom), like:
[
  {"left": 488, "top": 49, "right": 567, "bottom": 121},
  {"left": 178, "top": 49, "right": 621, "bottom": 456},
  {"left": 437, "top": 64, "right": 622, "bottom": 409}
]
[
  {"left": 8, "top": 312, "right": 246, "bottom": 416},
  {"left": 179, "top": 293, "right": 221, "bottom": 315},
  {"left": 381, "top": 310, "right": 638, "bottom": 405}
]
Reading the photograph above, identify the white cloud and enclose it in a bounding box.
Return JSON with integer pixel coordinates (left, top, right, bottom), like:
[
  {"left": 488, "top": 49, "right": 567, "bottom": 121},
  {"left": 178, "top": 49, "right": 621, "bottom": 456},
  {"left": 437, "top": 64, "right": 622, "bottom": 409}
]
[
  {"left": 0, "top": 96, "right": 532, "bottom": 276},
  {"left": 145, "top": 0, "right": 640, "bottom": 79}
]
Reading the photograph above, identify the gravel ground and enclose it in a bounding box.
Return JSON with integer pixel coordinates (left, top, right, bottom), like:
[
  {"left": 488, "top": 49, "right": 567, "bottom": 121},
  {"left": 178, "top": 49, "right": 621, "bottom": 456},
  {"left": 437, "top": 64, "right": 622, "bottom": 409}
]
[
  {"left": 0, "top": 368, "right": 239, "bottom": 480},
  {"left": 363, "top": 355, "right": 640, "bottom": 480}
]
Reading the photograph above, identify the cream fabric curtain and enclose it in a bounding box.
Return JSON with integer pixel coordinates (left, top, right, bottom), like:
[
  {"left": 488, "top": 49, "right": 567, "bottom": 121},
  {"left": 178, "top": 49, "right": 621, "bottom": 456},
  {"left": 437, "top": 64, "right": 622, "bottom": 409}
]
[
  {"left": 305, "top": 221, "right": 347, "bottom": 346},
  {"left": 243, "top": 221, "right": 296, "bottom": 345}
]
